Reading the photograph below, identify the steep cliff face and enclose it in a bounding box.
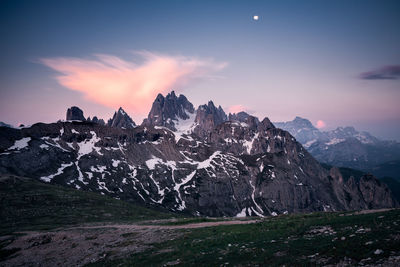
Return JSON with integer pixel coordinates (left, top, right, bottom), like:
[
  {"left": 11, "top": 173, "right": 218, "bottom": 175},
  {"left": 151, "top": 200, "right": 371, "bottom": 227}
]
[{"left": 0, "top": 92, "right": 397, "bottom": 217}]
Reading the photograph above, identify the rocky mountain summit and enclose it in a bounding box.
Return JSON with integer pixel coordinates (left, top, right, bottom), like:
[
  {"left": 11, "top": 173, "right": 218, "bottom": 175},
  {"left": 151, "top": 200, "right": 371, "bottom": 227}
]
[
  {"left": 142, "top": 91, "right": 195, "bottom": 130},
  {"left": 0, "top": 93, "right": 397, "bottom": 217},
  {"left": 228, "top": 111, "right": 260, "bottom": 125},
  {"left": 66, "top": 106, "right": 86, "bottom": 121},
  {"left": 275, "top": 117, "right": 400, "bottom": 172},
  {"left": 194, "top": 101, "right": 227, "bottom": 137},
  {"left": 274, "top": 116, "right": 321, "bottom": 145},
  {"left": 107, "top": 107, "right": 136, "bottom": 129}
]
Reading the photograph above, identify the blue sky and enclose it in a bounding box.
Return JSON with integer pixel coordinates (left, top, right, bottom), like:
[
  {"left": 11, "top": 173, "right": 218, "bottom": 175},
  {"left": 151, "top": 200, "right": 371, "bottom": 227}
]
[{"left": 0, "top": 0, "right": 399, "bottom": 140}]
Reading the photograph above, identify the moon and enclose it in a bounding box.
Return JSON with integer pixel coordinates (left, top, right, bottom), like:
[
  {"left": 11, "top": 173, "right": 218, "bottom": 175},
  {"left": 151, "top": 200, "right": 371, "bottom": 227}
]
[{"left": 253, "top": 15, "right": 259, "bottom": 21}]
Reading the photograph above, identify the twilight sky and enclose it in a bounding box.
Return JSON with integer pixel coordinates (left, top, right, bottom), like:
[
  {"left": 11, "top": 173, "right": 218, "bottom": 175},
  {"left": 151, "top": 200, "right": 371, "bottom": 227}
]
[{"left": 0, "top": 0, "right": 399, "bottom": 140}]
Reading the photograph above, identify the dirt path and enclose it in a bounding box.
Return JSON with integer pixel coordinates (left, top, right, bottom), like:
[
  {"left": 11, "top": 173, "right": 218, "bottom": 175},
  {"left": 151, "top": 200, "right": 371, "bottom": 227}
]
[
  {"left": 69, "top": 218, "right": 260, "bottom": 231},
  {"left": 1, "top": 219, "right": 260, "bottom": 267},
  {"left": 353, "top": 208, "right": 394, "bottom": 215}
]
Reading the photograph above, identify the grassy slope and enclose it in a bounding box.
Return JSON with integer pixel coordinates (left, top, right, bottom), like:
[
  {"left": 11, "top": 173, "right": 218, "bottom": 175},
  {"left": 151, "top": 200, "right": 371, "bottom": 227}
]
[
  {"left": 0, "top": 175, "right": 174, "bottom": 235},
  {"left": 91, "top": 210, "right": 400, "bottom": 266},
  {"left": 1, "top": 174, "right": 399, "bottom": 266}
]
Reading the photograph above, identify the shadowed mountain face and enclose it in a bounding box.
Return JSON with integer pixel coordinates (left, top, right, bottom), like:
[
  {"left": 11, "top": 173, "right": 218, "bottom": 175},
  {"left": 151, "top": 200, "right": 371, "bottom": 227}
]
[
  {"left": 275, "top": 117, "right": 400, "bottom": 174},
  {"left": 66, "top": 106, "right": 85, "bottom": 121},
  {"left": 0, "top": 122, "right": 13, "bottom": 128},
  {"left": 0, "top": 93, "right": 397, "bottom": 217},
  {"left": 107, "top": 107, "right": 136, "bottom": 129}
]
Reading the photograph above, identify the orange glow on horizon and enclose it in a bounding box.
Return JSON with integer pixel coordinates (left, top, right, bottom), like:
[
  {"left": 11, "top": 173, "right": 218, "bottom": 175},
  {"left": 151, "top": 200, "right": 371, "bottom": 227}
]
[{"left": 316, "top": 120, "right": 326, "bottom": 129}]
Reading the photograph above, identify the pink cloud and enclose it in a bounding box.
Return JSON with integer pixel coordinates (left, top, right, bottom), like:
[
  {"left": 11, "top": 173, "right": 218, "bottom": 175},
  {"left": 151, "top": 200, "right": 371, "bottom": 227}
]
[
  {"left": 40, "top": 52, "right": 227, "bottom": 115},
  {"left": 228, "top": 104, "right": 247, "bottom": 114},
  {"left": 316, "top": 120, "right": 326, "bottom": 129}
]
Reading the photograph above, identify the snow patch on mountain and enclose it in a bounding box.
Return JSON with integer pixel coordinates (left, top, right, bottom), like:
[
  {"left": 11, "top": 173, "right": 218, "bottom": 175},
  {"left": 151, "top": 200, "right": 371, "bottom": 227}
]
[
  {"left": 326, "top": 138, "right": 345, "bottom": 146},
  {"left": 40, "top": 162, "right": 74, "bottom": 182},
  {"left": 39, "top": 144, "right": 50, "bottom": 150},
  {"left": 174, "top": 170, "right": 197, "bottom": 210},
  {"left": 304, "top": 139, "right": 317, "bottom": 148},
  {"left": 243, "top": 133, "right": 259, "bottom": 154},
  {"left": 41, "top": 137, "right": 70, "bottom": 152},
  {"left": 197, "top": 151, "right": 221, "bottom": 169},
  {"left": 7, "top": 137, "right": 31, "bottom": 151},
  {"left": 172, "top": 110, "right": 197, "bottom": 142},
  {"left": 112, "top": 159, "right": 121, "bottom": 167},
  {"left": 146, "top": 156, "right": 163, "bottom": 170},
  {"left": 77, "top": 131, "right": 102, "bottom": 159}
]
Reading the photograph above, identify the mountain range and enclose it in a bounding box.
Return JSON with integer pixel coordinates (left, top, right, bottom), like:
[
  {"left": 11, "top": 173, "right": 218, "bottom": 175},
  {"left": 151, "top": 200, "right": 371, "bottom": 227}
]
[
  {"left": 0, "top": 92, "right": 397, "bottom": 217},
  {"left": 274, "top": 117, "right": 400, "bottom": 179}
]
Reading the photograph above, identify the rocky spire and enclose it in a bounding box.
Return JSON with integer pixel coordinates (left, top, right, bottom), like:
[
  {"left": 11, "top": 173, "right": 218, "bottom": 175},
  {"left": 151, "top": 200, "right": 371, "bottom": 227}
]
[
  {"left": 194, "top": 101, "right": 227, "bottom": 136},
  {"left": 66, "top": 106, "right": 85, "bottom": 121},
  {"left": 87, "top": 116, "right": 105, "bottom": 126},
  {"left": 258, "top": 117, "right": 275, "bottom": 131},
  {"left": 142, "top": 91, "right": 195, "bottom": 130},
  {"left": 107, "top": 107, "right": 136, "bottom": 129}
]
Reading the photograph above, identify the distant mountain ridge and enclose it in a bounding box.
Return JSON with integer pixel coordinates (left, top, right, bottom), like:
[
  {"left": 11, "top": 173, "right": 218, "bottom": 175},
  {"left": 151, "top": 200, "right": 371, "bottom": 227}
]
[
  {"left": 0, "top": 93, "right": 397, "bottom": 217},
  {"left": 274, "top": 117, "right": 400, "bottom": 174}
]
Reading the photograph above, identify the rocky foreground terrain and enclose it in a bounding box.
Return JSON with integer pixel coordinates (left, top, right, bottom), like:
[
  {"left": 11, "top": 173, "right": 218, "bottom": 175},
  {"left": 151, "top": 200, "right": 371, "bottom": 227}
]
[{"left": 0, "top": 91, "right": 397, "bottom": 217}]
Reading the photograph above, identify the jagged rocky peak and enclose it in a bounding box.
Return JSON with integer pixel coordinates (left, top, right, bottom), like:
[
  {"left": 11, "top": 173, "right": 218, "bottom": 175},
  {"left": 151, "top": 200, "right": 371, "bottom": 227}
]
[
  {"left": 195, "top": 101, "right": 227, "bottom": 133},
  {"left": 87, "top": 116, "right": 105, "bottom": 126},
  {"left": 229, "top": 111, "right": 259, "bottom": 124},
  {"left": 143, "top": 91, "right": 195, "bottom": 130},
  {"left": 274, "top": 116, "right": 317, "bottom": 131},
  {"left": 107, "top": 107, "right": 136, "bottom": 129},
  {"left": 229, "top": 111, "right": 252, "bottom": 122},
  {"left": 66, "top": 106, "right": 85, "bottom": 121},
  {"left": 258, "top": 117, "right": 275, "bottom": 131},
  {"left": 229, "top": 111, "right": 260, "bottom": 129}
]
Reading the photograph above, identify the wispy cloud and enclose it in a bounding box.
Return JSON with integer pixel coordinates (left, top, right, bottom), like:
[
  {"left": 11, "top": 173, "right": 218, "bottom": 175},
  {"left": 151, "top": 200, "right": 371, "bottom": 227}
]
[
  {"left": 359, "top": 65, "right": 400, "bottom": 80},
  {"left": 40, "top": 51, "right": 227, "bottom": 115}
]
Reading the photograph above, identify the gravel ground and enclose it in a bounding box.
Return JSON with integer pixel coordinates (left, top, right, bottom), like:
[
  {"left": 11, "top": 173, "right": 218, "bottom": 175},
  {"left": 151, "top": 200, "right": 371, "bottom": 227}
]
[{"left": 1, "top": 219, "right": 259, "bottom": 266}]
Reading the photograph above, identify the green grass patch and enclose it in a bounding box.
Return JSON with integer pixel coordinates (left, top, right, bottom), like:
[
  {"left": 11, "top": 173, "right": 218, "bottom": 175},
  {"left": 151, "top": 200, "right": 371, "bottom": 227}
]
[
  {"left": 89, "top": 210, "right": 400, "bottom": 266},
  {"left": 0, "top": 175, "right": 175, "bottom": 235}
]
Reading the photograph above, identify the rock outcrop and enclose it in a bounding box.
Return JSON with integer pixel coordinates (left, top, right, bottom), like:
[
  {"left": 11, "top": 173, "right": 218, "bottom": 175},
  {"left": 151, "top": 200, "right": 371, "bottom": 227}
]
[
  {"left": 107, "top": 107, "right": 136, "bottom": 129},
  {"left": 66, "top": 106, "right": 85, "bottom": 121},
  {"left": 88, "top": 116, "right": 105, "bottom": 126}
]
